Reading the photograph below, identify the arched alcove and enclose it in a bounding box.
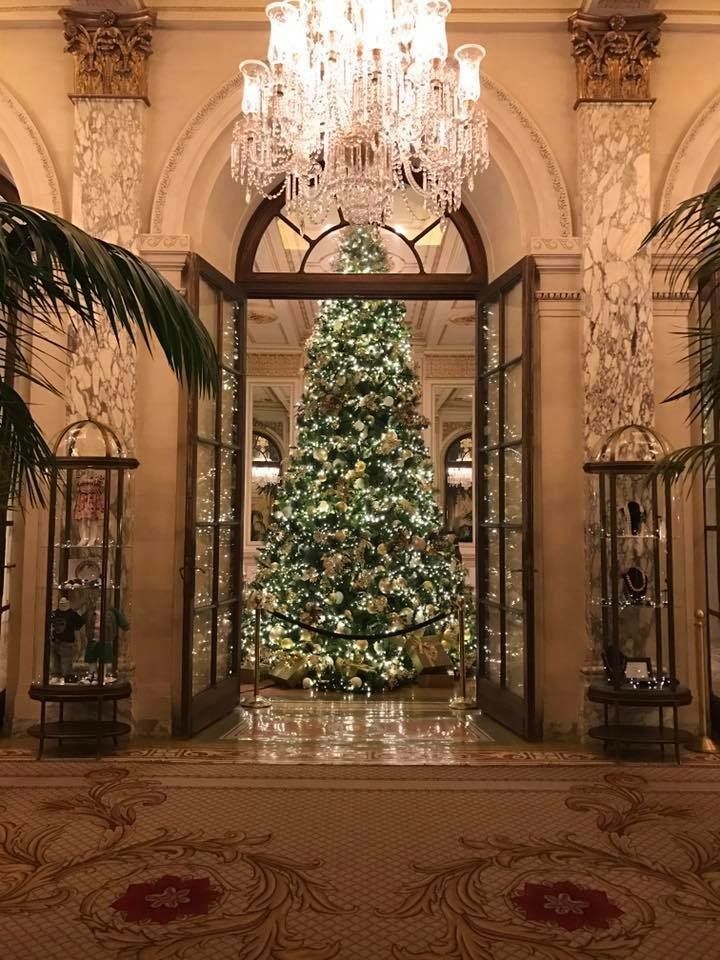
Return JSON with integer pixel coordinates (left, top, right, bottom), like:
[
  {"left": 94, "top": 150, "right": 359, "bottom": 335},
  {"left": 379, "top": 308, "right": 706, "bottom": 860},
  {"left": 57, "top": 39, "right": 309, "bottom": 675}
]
[
  {"left": 0, "top": 81, "right": 63, "bottom": 214},
  {"left": 660, "top": 88, "right": 720, "bottom": 215}
]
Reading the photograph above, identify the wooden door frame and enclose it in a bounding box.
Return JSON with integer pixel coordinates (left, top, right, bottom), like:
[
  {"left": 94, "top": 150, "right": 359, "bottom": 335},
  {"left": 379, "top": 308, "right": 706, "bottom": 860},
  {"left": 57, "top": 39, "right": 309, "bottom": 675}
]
[
  {"left": 474, "top": 256, "right": 540, "bottom": 740},
  {"left": 178, "top": 255, "right": 246, "bottom": 737}
]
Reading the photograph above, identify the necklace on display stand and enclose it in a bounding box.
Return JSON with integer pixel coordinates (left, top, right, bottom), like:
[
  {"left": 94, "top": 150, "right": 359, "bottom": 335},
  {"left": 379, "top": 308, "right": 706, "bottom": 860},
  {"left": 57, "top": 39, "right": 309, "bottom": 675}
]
[
  {"left": 622, "top": 566, "right": 648, "bottom": 604},
  {"left": 627, "top": 500, "right": 644, "bottom": 536}
]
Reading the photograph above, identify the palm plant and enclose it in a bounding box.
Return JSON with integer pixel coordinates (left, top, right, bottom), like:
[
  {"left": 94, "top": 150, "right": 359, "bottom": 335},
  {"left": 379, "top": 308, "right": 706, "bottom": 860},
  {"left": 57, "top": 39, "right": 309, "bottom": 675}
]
[
  {"left": 643, "top": 184, "right": 720, "bottom": 481},
  {"left": 0, "top": 201, "right": 217, "bottom": 505}
]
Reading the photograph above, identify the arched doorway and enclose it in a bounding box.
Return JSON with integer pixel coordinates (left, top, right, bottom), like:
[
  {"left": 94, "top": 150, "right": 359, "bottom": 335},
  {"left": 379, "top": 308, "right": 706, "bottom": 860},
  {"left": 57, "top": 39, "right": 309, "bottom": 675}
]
[{"left": 180, "top": 192, "right": 539, "bottom": 739}]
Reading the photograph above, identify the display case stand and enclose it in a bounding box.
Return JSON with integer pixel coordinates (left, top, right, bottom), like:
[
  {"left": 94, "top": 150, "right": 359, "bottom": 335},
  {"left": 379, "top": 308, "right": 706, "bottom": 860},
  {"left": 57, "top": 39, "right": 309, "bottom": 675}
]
[{"left": 28, "top": 681, "right": 131, "bottom": 758}]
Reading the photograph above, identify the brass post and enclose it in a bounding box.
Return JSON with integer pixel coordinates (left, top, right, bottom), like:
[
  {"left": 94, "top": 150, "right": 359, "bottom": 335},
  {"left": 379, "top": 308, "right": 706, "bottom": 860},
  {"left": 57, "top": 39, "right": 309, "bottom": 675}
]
[
  {"left": 686, "top": 610, "right": 717, "bottom": 753},
  {"left": 242, "top": 603, "right": 271, "bottom": 709},
  {"left": 450, "top": 598, "right": 475, "bottom": 711}
]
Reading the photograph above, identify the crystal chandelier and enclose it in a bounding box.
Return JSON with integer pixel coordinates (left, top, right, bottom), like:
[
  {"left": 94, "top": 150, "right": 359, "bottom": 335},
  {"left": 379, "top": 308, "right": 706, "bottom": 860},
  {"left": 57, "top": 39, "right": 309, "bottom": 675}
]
[{"left": 231, "top": 0, "right": 489, "bottom": 226}]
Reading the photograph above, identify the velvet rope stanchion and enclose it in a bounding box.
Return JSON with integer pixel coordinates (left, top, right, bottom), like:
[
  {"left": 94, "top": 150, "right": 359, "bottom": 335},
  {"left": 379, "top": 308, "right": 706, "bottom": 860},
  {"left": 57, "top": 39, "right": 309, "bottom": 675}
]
[
  {"left": 685, "top": 610, "right": 718, "bottom": 754},
  {"left": 242, "top": 603, "right": 272, "bottom": 710},
  {"left": 449, "top": 598, "right": 476, "bottom": 711}
]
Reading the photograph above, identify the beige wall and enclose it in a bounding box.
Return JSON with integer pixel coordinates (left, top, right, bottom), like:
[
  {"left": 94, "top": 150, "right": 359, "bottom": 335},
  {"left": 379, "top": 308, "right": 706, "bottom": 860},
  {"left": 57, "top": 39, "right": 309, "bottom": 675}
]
[{"left": 1, "top": 9, "right": 719, "bottom": 737}]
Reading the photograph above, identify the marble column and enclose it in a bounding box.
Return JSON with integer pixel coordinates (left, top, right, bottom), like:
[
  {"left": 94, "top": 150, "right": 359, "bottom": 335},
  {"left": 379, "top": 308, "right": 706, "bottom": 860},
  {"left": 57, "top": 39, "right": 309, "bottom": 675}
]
[
  {"left": 569, "top": 13, "right": 665, "bottom": 695},
  {"left": 61, "top": 7, "right": 156, "bottom": 451},
  {"left": 59, "top": 8, "right": 156, "bottom": 723}
]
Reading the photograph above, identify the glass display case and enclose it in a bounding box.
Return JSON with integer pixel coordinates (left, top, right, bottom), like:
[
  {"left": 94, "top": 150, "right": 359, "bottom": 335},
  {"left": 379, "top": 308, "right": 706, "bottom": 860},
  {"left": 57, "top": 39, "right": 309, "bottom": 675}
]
[
  {"left": 29, "top": 419, "right": 138, "bottom": 757},
  {"left": 584, "top": 424, "right": 692, "bottom": 760}
]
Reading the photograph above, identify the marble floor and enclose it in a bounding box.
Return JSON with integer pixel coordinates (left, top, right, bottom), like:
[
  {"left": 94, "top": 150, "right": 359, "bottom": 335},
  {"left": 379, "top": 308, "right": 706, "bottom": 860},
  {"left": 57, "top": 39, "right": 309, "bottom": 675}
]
[{"left": 191, "top": 682, "right": 524, "bottom": 764}]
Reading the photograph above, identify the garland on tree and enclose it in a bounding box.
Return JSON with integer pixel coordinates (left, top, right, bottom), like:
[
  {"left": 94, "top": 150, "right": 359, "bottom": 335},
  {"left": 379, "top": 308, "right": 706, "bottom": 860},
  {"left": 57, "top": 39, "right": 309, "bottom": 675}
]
[{"left": 248, "top": 227, "right": 469, "bottom": 692}]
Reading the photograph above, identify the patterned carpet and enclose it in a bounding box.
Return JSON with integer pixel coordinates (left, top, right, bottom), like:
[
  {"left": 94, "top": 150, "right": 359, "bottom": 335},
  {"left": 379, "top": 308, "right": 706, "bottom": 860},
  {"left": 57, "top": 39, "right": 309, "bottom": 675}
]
[{"left": 2, "top": 759, "right": 720, "bottom": 959}]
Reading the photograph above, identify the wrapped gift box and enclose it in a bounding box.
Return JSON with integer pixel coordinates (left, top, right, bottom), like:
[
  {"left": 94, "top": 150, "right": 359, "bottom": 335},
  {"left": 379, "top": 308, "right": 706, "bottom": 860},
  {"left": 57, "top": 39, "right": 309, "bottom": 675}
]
[
  {"left": 268, "top": 659, "right": 307, "bottom": 688},
  {"left": 405, "top": 634, "right": 453, "bottom": 676}
]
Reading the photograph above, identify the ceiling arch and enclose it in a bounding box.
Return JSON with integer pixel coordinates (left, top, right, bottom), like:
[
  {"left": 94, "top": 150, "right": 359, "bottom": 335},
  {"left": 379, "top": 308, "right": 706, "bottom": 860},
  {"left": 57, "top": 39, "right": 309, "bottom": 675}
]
[
  {"left": 149, "top": 69, "right": 572, "bottom": 276},
  {"left": 0, "top": 80, "right": 63, "bottom": 214}
]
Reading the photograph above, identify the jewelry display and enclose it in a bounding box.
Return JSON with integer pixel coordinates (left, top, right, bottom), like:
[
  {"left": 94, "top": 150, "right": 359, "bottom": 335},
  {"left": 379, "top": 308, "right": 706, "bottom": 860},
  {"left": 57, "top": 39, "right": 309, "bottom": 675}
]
[
  {"left": 627, "top": 500, "right": 644, "bottom": 535},
  {"left": 622, "top": 566, "right": 648, "bottom": 604},
  {"left": 584, "top": 424, "right": 690, "bottom": 762}
]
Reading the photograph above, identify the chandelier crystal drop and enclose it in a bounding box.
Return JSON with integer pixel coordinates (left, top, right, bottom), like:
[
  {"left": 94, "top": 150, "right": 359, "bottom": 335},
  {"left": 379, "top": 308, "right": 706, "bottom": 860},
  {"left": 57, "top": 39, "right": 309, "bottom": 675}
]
[{"left": 231, "top": 0, "right": 489, "bottom": 226}]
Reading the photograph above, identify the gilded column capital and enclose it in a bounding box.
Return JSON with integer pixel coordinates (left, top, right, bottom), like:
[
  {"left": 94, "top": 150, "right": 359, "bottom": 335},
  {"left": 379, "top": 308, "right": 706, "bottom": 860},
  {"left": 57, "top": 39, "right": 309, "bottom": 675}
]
[
  {"left": 59, "top": 7, "right": 157, "bottom": 103},
  {"left": 568, "top": 11, "right": 665, "bottom": 107}
]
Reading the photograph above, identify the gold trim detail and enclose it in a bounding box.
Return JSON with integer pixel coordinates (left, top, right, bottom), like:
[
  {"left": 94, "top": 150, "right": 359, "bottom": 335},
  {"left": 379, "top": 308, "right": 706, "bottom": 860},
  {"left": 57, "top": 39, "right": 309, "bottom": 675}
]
[
  {"left": 568, "top": 12, "right": 664, "bottom": 104},
  {"left": 59, "top": 7, "right": 156, "bottom": 102}
]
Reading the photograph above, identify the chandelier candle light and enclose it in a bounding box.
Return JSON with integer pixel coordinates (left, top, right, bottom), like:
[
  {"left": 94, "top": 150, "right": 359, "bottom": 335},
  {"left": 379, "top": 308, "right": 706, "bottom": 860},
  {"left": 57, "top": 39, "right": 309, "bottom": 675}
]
[{"left": 231, "top": 0, "right": 489, "bottom": 226}]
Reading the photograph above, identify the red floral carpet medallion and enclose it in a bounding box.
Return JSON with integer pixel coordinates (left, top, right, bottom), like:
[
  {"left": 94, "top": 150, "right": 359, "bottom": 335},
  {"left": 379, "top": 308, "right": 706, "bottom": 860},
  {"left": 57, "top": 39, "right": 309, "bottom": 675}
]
[
  {"left": 1, "top": 761, "right": 719, "bottom": 958},
  {"left": 111, "top": 874, "right": 222, "bottom": 926}
]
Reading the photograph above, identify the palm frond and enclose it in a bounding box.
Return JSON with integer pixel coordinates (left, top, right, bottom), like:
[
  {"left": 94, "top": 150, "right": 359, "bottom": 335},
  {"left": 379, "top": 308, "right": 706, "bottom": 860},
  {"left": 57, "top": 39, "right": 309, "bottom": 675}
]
[
  {"left": 642, "top": 186, "right": 720, "bottom": 484},
  {"left": 643, "top": 184, "right": 720, "bottom": 294},
  {"left": 0, "top": 201, "right": 218, "bottom": 395},
  {"left": 0, "top": 381, "right": 53, "bottom": 507},
  {"left": 650, "top": 443, "right": 720, "bottom": 488}
]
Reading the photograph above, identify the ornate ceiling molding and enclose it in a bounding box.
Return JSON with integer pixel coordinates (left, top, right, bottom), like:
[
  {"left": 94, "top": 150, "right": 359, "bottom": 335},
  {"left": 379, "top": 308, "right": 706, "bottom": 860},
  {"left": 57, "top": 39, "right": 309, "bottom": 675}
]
[
  {"left": 568, "top": 11, "right": 665, "bottom": 106},
  {"left": 59, "top": 7, "right": 156, "bottom": 102}
]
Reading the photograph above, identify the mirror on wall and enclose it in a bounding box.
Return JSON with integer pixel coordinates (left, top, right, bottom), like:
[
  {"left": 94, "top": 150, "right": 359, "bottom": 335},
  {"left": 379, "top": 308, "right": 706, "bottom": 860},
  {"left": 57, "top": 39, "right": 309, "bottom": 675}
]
[
  {"left": 246, "top": 383, "right": 294, "bottom": 546},
  {"left": 431, "top": 384, "right": 474, "bottom": 544}
]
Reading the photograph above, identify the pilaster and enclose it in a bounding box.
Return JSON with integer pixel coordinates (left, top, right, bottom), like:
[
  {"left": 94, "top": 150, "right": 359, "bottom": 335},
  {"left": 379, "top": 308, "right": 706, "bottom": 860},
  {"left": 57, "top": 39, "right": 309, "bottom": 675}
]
[
  {"left": 531, "top": 238, "right": 586, "bottom": 736},
  {"left": 55, "top": 8, "right": 156, "bottom": 732}
]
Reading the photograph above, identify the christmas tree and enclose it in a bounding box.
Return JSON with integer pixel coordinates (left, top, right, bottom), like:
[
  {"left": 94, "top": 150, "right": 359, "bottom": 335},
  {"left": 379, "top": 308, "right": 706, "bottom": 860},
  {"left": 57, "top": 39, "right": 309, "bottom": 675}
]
[{"left": 250, "top": 227, "right": 468, "bottom": 692}]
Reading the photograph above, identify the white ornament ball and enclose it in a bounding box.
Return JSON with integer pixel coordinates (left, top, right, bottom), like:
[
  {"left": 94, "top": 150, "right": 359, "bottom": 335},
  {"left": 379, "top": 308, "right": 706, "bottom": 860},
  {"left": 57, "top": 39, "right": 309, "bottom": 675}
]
[
  {"left": 349, "top": 676, "right": 363, "bottom": 689},
  {"left": 383, "top": 396, "right": 394, "bottom": 407},
  {"left": 331, "top": 591, "right": 344, "bottom": 605},
  {"left": 302, "top": 677, "right": 315, "bottom": 689}
]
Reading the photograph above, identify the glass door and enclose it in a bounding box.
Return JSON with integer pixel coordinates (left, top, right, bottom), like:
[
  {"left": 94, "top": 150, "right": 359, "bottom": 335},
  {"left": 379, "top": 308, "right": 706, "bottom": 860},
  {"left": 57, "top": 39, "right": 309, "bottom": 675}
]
[
  {"left": 475, "top": 257, "right": 539, "bottom": 738},
  {"left": 180, "top": 257, "right": 245, "bottom": 735}
]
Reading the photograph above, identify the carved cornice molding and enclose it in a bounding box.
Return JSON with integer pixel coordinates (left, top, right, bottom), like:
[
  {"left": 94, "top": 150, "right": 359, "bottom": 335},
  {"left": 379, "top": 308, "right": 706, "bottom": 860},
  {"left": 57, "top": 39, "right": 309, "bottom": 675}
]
[
  {"left": 137, "top": 234, "right": 191, "bottom": 274},
  {"left": 568, "top": 12, "right": 665, "bottom": 106},
  {"left": 530, "top": 237, "right": 582, "bottom": 275},
  {"left": 60, "top": 7, "right": 156, "bottom": 103},
  {"left": 652, "top": 291, "right": 694, "bottom": 301},
  {"left": 535, "top": 291, "right": 583, "bottom": 300},
  {"left": 247, "top": 353, "right": 303, "bottom": 378},
  {"left": 249, "top": 311, "right": 277, "bottom": 326},
  {"left": 424, "top": 355, "right": 475, "bottom": 380}
]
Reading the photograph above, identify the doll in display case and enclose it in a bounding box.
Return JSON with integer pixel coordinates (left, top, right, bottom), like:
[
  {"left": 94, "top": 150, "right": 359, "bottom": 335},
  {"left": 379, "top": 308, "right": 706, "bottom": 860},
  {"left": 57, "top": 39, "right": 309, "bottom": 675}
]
[
  {"left": 49, "top": 597, "right": 85, "bottom": 680},
  {"left": 72, "top": 470, "right": 105, "bottom": 545}
]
